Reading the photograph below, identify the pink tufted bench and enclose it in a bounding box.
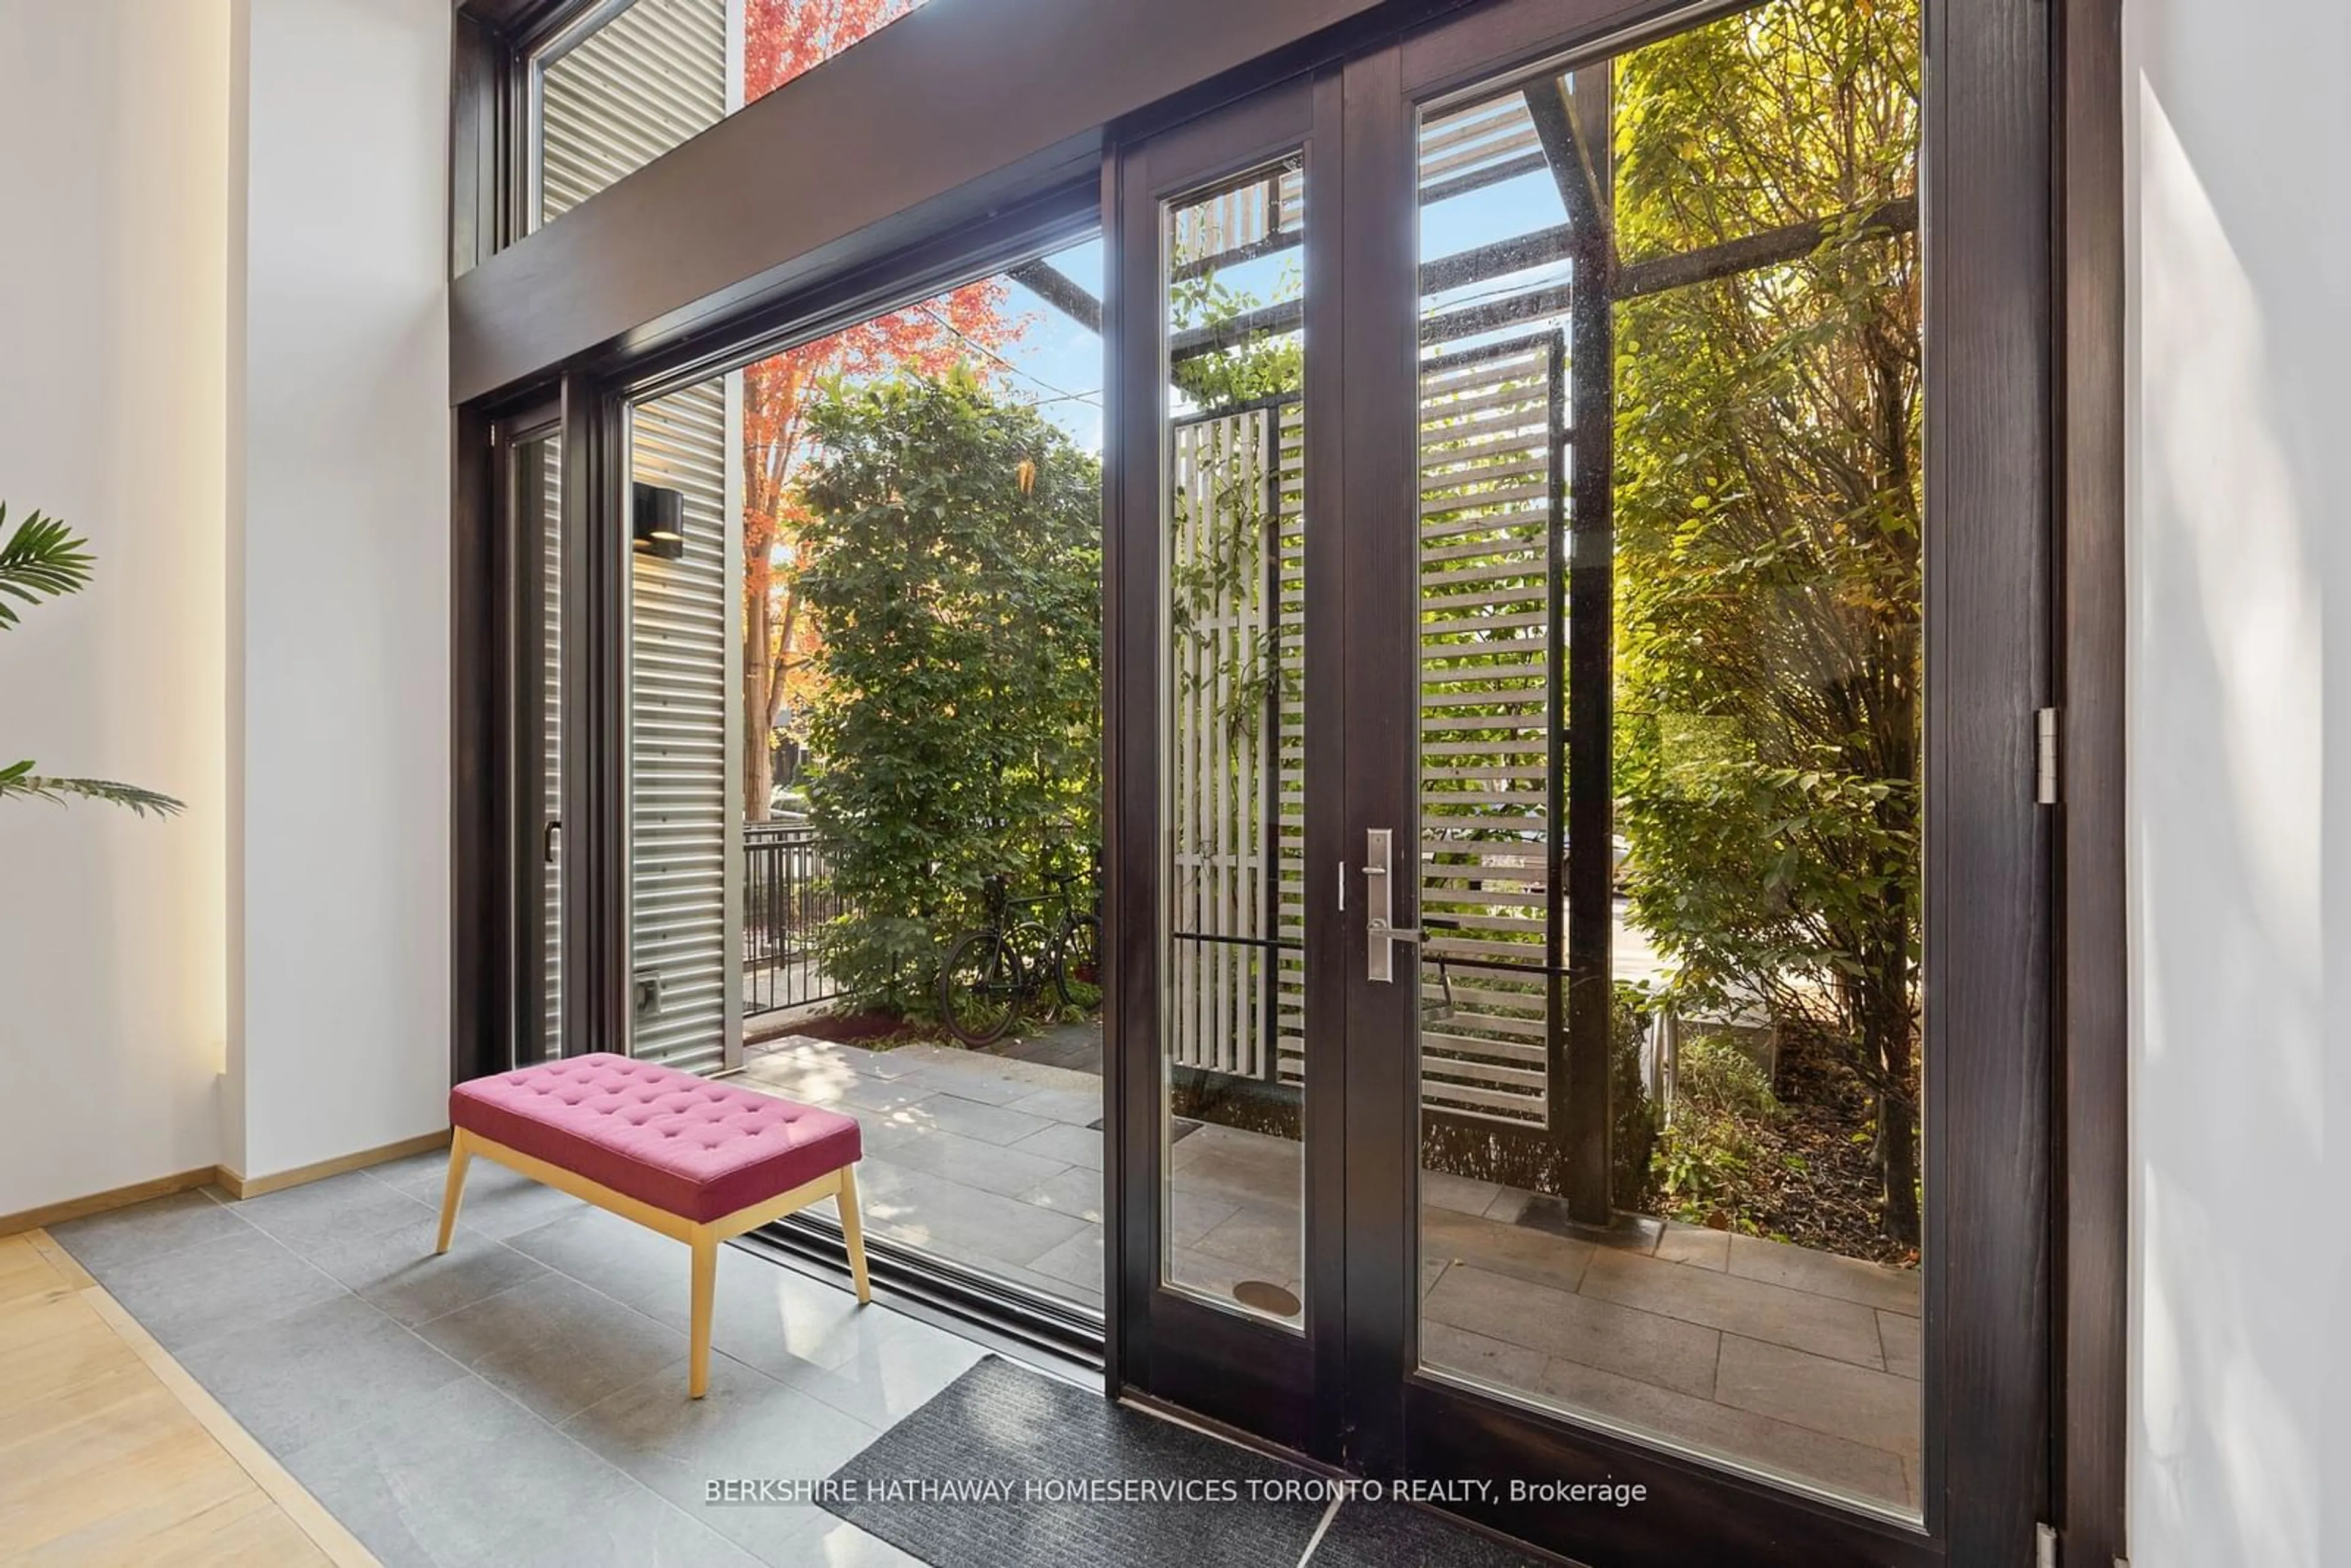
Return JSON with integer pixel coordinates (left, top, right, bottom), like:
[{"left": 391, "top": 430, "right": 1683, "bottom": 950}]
[{"left": 435, "top": 1053, "right": 869, "bottom": 1398}]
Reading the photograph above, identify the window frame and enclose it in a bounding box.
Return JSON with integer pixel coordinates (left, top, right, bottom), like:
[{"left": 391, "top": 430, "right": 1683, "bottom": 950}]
[{"left": 452, "top": 0, "right": 624, "bottom": 272}]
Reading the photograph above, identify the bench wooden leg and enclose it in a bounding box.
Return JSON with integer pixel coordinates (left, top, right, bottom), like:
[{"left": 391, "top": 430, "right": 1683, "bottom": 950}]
[
  {"left": 435, "top": 1130, "right": 472, "bottom": 1255},
  {"left": 688, "top": 1226, "right": 718, "bottom": 1398},
  {"left": 838, "top": 1165, "right": 872, "bottom": 1306}
]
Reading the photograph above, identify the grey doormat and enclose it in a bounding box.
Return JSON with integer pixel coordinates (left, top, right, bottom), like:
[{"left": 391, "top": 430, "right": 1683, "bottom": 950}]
[{"left": 819, "top": 1356, "right": 1327, "bottom": 1567}]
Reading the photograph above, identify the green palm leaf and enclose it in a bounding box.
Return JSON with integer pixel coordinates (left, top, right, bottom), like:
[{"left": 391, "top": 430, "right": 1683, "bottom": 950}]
[
  {"left": 0, "top": 504, "right": 97, "bottom": 629},
  {"left": 0, "top": 760, "right": 183, "bottom": 817}
]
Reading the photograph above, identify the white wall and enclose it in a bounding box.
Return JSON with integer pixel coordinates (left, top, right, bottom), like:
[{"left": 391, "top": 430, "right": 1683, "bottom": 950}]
[
  {"left": 0, "top": 1, "right": 234, "bottom": 1214},
  {"left": 0, "top": 0, "right": 449, "bottom": 1215},
  {"left": 2125, "top": 0, "right": 2351, "bottom": 1563},
  {"left": 227, "top": 0, "right": 451, "bottom": 1180}
]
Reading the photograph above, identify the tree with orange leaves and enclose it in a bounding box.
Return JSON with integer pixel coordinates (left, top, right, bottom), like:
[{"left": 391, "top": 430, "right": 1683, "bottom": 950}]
[{"left": 738, "top": 0, "right": 1019, "bottom": 820}]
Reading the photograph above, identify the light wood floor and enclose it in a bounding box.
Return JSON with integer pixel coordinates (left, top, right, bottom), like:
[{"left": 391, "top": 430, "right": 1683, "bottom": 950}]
[{"left": 0, "top": 1228, "right": 375, "bottom": 1567}]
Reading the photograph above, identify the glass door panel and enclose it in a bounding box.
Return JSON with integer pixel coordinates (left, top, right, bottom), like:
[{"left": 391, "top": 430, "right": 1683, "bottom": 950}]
[
  {"left": 1408, "top": 0, "right": 1927, "bottom": 1518},
  {"left": 1160, "top": 154, "right": 1310, "bottom": 1326}
]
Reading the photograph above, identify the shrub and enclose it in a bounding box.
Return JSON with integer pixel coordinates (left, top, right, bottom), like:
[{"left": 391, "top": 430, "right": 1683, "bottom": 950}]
[
  {"left": 1652, "top": 1030, "right": 1782, "bottom": 1220},
  {"left": 794, "top": 370, "right": 1102, "bottom": 1011}
]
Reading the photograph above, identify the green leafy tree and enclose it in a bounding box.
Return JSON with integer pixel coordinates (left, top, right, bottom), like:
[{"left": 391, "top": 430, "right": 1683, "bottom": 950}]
[
  {"left": 794, "top": 369, "right": 1102, "bottom": 1011},
  {"left": 1, "top": 505, "right": 183, "bottom": 817},
  {"left": 1611, "top": 0, "right": 1923, "bottom": 1243}
]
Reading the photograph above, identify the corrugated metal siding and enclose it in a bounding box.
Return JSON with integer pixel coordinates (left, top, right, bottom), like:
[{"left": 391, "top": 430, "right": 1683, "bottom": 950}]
[
  {"left": 537, "top": 0, "right": 727, "bottom": 227},
  {"left": 631, "top": 383, "right": 738, "bottom": 1073}
]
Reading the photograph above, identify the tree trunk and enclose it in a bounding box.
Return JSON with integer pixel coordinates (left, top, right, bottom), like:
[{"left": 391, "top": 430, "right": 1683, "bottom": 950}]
[
  {"left": 743, "top": 562, "right": 773, "bottom": 823},
  {"left": 1878, "top": 1083, "right": 1919, "bottom": 1245},
  {"left": 1865, "top": 627, "right": 1921, "bottom": 1246},
  {"left": 1870, "top": 935, "right": 1921, "bottom": 1247}
]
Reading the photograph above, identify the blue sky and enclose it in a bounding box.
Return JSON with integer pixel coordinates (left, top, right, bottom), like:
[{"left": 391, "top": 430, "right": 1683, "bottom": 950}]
[{"left": 995, "top": 236, "right": 1104, "bottom": 452}]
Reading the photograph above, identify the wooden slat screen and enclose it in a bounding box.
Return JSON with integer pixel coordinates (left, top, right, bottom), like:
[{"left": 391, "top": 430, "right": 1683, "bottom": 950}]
[
  {"left": 1168, "top": 400, "right": 1300, "bottom": 1081},
  {"left": 1417, "top": 336, "right": 1564, "bottom": 1127}
]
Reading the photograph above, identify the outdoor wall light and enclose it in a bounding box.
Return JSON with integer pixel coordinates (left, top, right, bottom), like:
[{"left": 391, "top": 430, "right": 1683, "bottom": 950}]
[{"left": 632, "top": 481, "right": 686, "bottom": 560}]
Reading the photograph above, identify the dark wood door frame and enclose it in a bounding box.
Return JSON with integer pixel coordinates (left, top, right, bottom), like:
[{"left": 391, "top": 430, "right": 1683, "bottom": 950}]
[
  {"left": 453, "top": 394, "right": 552, "bottom": 1085},
  {"left": 445, "top": 0, "right": 2129, "bottom": 1558},
  {"left": 2055, "top": 0, "right": 2128, "bottom": 1563},
  {"left": 446, "top": 373, "right": 631, "bottom": 1089},
  {"left": 448, "top": 0, "right": 1510, "bottom": 402},
  {"left": 450, "top": 396, "right": 509, "bottom": 1085}
]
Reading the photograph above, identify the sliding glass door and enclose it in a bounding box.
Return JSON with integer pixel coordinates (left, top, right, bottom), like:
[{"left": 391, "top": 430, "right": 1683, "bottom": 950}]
[{"left": 1112, "top": 0, "right": 2052, "bottom": 1561}]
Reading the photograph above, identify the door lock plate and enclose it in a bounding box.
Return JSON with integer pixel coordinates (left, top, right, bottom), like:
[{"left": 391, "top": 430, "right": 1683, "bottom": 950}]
[{"left": 1364, "top": 828, "right": 1420, "bottom": 983}]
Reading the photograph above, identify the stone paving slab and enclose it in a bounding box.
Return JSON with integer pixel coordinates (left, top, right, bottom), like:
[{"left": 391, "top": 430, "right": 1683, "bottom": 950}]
[{"left": 733, "top": 1035, "right": 1922, "bottom": 1510}]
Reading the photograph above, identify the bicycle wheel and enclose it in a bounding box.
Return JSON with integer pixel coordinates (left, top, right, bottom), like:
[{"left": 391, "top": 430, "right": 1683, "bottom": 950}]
[
  {"left": 937, "top": 928, "right": 1027, "bottom": 1045},
  {"left": 1052, "top": 913, "right": 1104, "bottom": 1013}
]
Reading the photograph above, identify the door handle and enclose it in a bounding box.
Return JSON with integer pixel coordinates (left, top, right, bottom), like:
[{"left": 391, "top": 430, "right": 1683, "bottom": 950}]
[{"left": 1363, "top": 827, "right": 1420, "bottom": 983}]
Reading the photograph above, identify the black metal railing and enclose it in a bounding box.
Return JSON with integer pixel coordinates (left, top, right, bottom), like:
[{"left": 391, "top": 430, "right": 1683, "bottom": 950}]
[{"left": 744, "top": 821, "right": 842, "bottom": 1017}]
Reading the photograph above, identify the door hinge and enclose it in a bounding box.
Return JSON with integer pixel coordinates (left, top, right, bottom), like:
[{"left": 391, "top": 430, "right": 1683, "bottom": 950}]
[
  {"left": 2034, "top": 1521, "right": 2058, "bottom": 1568},
  {"left": 2035, "top": 707, "right": 2060, "bottom": 805}
]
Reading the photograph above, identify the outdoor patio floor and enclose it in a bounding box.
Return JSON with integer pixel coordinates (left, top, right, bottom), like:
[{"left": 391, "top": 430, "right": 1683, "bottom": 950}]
[{"left": 729, "top": 1033, "right": 1922, "bottom": 1515}]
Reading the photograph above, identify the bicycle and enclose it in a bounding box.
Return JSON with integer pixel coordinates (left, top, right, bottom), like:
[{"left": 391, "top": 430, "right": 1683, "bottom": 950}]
[{"left": 936, "top": 872, "right": 1103, "bottom": 1046}]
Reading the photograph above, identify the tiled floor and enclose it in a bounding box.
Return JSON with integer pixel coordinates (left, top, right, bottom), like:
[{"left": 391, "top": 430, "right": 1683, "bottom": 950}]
[
  {"left": 43, "top": 1165, "right": 1543, "bottom": 1568},
  {"left": 50, "top": 1163, "right": 984, "bottom": 1567},
  {"left": 732, "top": 1034, "right": 1923, "bottom": 1515}
]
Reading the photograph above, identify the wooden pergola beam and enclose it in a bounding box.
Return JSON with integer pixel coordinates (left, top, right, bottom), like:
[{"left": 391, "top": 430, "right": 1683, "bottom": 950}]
[
  {"left": 1007, "top": 258, "right": 1103, "bottom": 334},
  {"left": 1613, "top": 195, "right": 1919, "bottom": 300}
]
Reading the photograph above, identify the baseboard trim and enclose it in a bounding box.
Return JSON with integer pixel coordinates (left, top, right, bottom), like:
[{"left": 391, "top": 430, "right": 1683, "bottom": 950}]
[
  {"left": 217, "top": 1129, "right": 452, "bottom": 1201},
  {"left": 1, "top": 1129, "right": 454, "bottom": 1235},
  {"left": 0, "top": 1167, "right": 218, "bottom": 1238}
]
